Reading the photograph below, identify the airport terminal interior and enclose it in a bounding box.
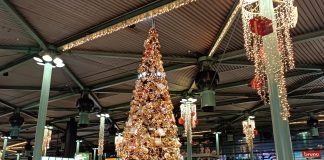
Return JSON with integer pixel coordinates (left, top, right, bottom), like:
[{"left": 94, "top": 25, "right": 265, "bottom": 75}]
[{"left": 0, "top": 0, "right": 324, "bottom": 159}]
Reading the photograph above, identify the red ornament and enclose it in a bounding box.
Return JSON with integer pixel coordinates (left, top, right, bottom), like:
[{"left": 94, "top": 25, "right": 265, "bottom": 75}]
[
  {"left": 250, "top": 77, "right": 262, "bottom": 90},
  {"left": 195, "top": 119, "right": 199, "bottom": 125},
  {"left": 178, "top": 117, "right": 184, "bottom": 125},
  {"left": 249, "top": 16, "right": 273, "bottom": 36},
  {"left": 254, "top": 129, "right": 259, "bottom": 136},
  {"left": 191, "top": 112, "right": 196, "bottom": 116}
]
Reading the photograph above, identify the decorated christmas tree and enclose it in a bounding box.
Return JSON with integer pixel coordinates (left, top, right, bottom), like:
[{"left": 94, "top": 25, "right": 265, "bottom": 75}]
[{"left": 117, "top": 27, "right": 181, "bottom": 160}]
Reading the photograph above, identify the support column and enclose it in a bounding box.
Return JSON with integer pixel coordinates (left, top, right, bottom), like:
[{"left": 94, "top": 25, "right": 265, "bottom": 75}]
[
  {"left": 260, "top": 0, "right": 293, "bottom": 159},
  {"left": 215, "top": 132, "right": 220, "bottom": 157},
  {"left": 1, "top": 137, "right": 9, "bottom": 160},
  {"left": 16, "top": 153, "right": 21, "bottom": 160},
  {"left": 75, "top": 140, "right": 82, "bottom": 155},
  {"left": 33, "top": 62, "right": 53, "bottom": 160},
  {"left": 93, "top": 148, "right": 97, "bottom": 160},
  {"left": 186, "top": 105, "right": 192, "bottom": 160},
  {"left": 64, "top": 118, "right": 77, "bottom": 157}
]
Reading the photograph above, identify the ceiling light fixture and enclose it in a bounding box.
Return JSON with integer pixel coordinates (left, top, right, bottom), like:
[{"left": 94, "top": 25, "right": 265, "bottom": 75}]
[{"left": 33, "top": 53, "right": 65, "bottom": 68}]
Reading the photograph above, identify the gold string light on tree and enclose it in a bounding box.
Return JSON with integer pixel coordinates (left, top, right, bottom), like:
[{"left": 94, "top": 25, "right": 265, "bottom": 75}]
[
  {"left": 242, "top": 0, "right": 298, "bottom": 120},
  {"left": 117, "top": 26, "right": 181, "bottom": 160},
  {"left": 60, "top": 0, "right": 197, "bottom": 51}
]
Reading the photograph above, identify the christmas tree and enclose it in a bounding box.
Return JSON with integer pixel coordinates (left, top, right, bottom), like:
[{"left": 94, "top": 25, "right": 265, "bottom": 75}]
[{"left": 117, "top": 27, "right": 181, "bottom": 160}]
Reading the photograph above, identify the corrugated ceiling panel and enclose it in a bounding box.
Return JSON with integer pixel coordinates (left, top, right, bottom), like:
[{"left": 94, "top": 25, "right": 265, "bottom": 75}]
[
  {"left": 0, "top": 4, "right": 36, "bottom": 45},
  {"left": 291, "top": 0, "right": 324, "bottom": 35},
  {"left": 0, "top": 51, "right": 24, "bottom": 65},
  {"left": 77, "top": 0, "right": 236, "bottom": 56},
  {"left": 62, "top": 54, "right": 139, "bottom": 86},
  {"left": 0, "top": 60, "right": 74, "bottom": 87},
  {"left": 10, "top": 0, "right": 154, "bottom": 43},
  {"left": 216, "top": 16, "right": 244, "bottom": 55},
  {"left": 218, "top": 66, "right": 254, "bottom": 84},
  {"left": 167, "top": 65, "right": 197, "bottom": 91},
  {"left": 294, "top": 38, "right": 324, "bottom": 64}
]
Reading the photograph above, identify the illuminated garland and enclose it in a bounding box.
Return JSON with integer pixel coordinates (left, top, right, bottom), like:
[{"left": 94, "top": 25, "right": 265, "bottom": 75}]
[
  {"left": 179, "top": 98, "right": 198, "bottom": 143},
  {"left": 242, "top": 117, "right": 255, "bottom": 151},
  {"left": 42, "top": 126, "right": 53, "bottom": 156},
  {"left": 61, "top": 0, "right": 196, "bottom": 51},
  {"left": 97, "top": 115, "right": 105, "bottom": 158},
  {"left": 242, "top": 0, "right": 298, "bottom": 120},
  {"left": 115, "top": 133, "right": 123, "bottom": 157}
]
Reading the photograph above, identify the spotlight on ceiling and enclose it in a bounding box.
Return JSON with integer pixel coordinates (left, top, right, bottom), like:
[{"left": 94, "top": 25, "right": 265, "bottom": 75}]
[
  {"left": 76, "top": 92, "right": 94, "bottom": 127},
  {"left": 33, "top": 52, "right": 65, "bottom": 68},
  {"left": 96, "top": 113, "right": 110, "bottom": 118},
  {"left": 195, "top": 57, "right": 219, "bottom": 112}
]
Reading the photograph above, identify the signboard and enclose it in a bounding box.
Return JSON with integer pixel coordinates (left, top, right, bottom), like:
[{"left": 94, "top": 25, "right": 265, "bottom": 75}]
[{"left": 302, "top": 150, "right": 321, "bottom": 158}]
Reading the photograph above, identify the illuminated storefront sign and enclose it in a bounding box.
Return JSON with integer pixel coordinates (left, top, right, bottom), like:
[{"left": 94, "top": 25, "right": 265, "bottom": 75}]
[{"left": 302, "top": 150, "right": 321, "bottom": 158}]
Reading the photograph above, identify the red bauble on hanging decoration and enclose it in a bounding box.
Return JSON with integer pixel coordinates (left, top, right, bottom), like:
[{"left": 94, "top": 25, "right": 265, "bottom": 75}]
[
  {"left": 178, "top": 117, "right": 184, "bottom": 125},
  {"left": 191, "top": 112, "right": 195, "bottom": 116},
  {"left": 254, "top": 129, "right": 259, "bottom": 136},
  {"left": 250, "top": 77, "right": 262, "bottom": 90},
  {"left": 249, "top": 16, "right": 273, "bottom": 36},
  {"left": 195, "top": 119, "right": 199, "bottom": 125}
]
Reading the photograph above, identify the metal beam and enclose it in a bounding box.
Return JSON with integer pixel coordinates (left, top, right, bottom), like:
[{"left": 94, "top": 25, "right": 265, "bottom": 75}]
[
  {"left": 208, "top": 0, "right": 241, "bottom": 57},
  {"left": 0, "top": 45, "right": 40, "bottom": 52},
  {"left": 22, "top": 92, "right": 78, "bottom": 110},
  {"left": 287, "top": 73, "right": 324, "bottom": 95},
  {"left": 91, "top": 64, "right": 193, "bottom": 91},
  {"left": 0, "top": 0, "right": 48, "bottom": 50},
  {"left": 0, "top": 53, "right": 38, "bottom": 75},
  {"left": 68, "top": 50, "right": 197, "bottom": 64},
  {"left": 55, "top": 0, "right": 173, "bottom": 47},
  {"left": 0, "top": 85, "right": 79, "bottom": 92}
]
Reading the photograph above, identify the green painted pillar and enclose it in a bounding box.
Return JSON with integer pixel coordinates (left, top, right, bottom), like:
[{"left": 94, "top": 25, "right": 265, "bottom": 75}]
[
  {"left": 186, "top": 105, "right": 192, "bottom": 160},
  {"left": 76, "top": 140, "right": 81, "bottom": 155},
  {"left": 32, "top": 62, "right": 53, "bottom": 160},
  {"left": 259, "top": 0, "right": 293, "bottom": 159},
  {"left": 16, "top": 153, "right": 21, "bottom": 160},
  {"left": 93, "top": 148, "right": 97, "bottom": 160},
  {"left": 215, "top": 132, "right": 220, "bottom": 157},
  {"left": 1, "top": 137, "right": 8, "bottom": 160}
]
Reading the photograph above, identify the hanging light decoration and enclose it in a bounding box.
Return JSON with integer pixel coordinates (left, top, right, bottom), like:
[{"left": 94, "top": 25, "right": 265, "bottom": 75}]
[
  {"left": 9, "top": 112, "right": 24, "bottom": 139},
  {"left": 96, "top": 113, "right": 109, "bottom": 159},
  {"left": 242, "top": 116, "right": 255, "bottom": 152},
  {"left": 242, "top": 0, "right": 298, "bottom": 120},
  {"left": 42, "top": 126, "right": 53, "bottom": 156},
  {"left": 195, "top": 62, "right": 219, "bottom": 112},
  {"left": 76, "top": 92, "right": 95, "bottom": 127},
  {"left": 115, "top": 133, "right": 123, "bottom": 158},
  {"left": 178, "top": 98, "right": 198, "bottom": 143}
]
